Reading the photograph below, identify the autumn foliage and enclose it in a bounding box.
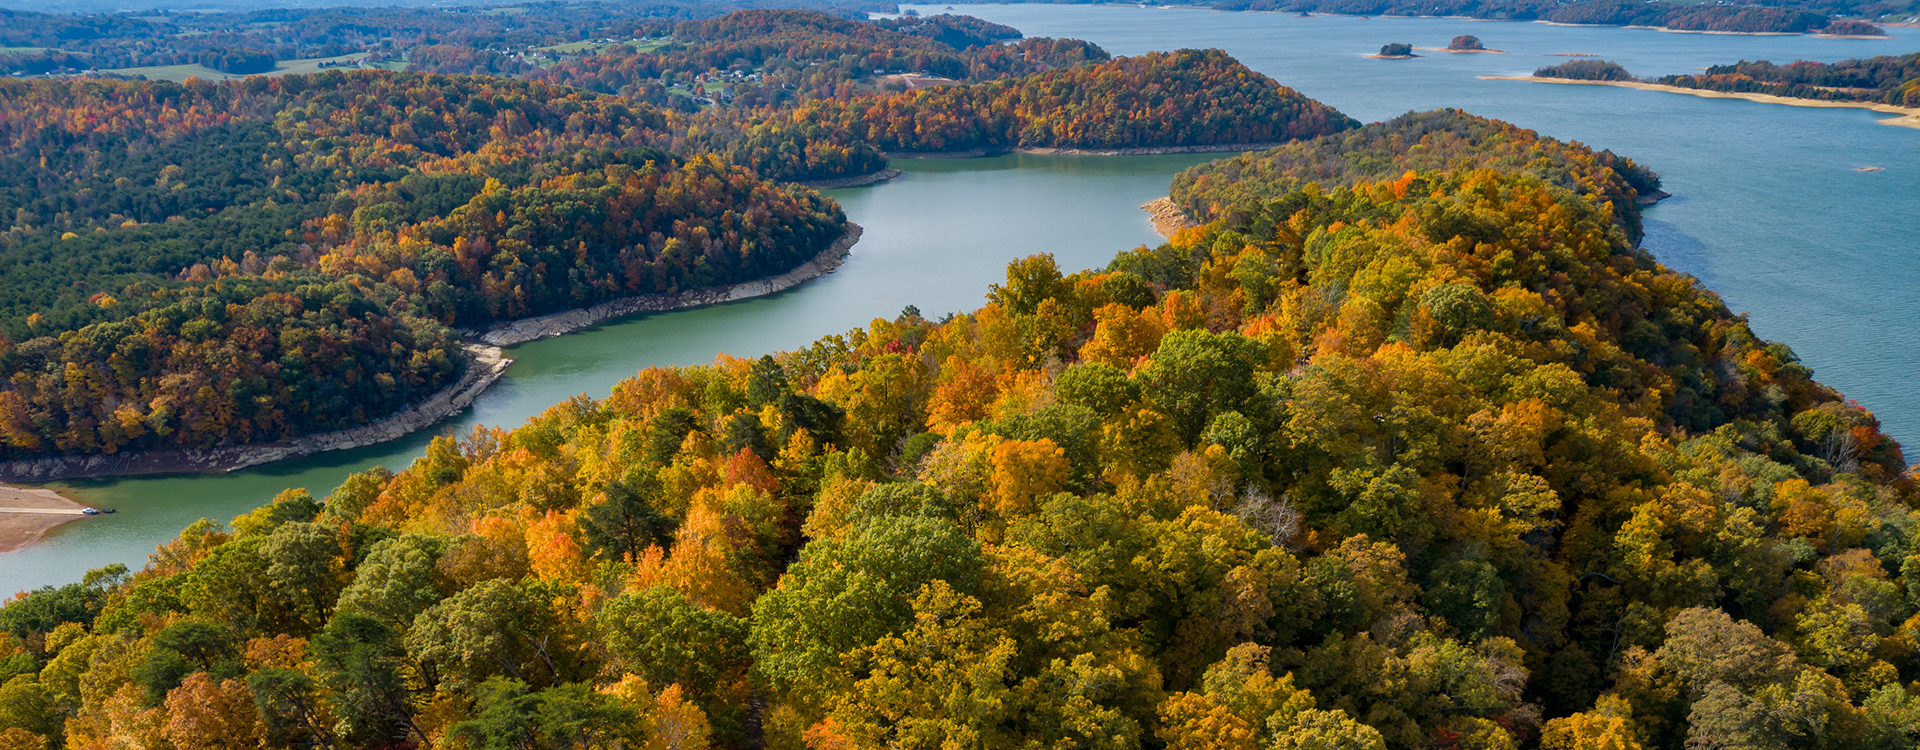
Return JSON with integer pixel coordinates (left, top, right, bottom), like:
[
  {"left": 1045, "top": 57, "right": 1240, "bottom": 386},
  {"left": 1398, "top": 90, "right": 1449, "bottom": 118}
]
[{"left": 6, "top": 119, "right": 1918, "bottom": 750}]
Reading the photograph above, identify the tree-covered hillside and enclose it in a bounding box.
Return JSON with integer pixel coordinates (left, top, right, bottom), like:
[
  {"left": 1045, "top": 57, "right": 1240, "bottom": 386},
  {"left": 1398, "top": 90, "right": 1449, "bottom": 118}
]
[
  {"left": 1658, "top": 53, "right": 1920, "bottom": 108},
  {"left": 0, "top": 11, "right": 1355, "bottom": 462},
  {"left": 0, "top": 71, "right": 846, "bottom": 460},
  {"left": 1170, "top": 109, "right": 1661, "bottom": 242},
  {"left": 3, "top": 111, "right": 1914, "bottom": 750}
]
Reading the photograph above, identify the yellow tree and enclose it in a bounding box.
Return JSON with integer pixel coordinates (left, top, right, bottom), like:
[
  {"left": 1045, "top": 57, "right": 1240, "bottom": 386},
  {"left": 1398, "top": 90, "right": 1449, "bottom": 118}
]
[{"left": 162, "top": 674, "right": 262, "bottom": 750}]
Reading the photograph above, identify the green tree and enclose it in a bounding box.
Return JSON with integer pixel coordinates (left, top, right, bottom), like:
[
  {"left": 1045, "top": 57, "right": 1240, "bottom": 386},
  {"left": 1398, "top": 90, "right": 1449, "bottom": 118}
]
[
  {"left": 407, "top": 579, "right": 584, "bottom": 691},
  {"left": 262, "top": 521, "right": 346, "bottom": 632},
  {"left": 448, "top": 679, "right": 644, "bottom": 750},
  {"left": 334, "top": 534, "right": 450, "bottom": 630},
  {"left": 600, "top": 586, "right": 748, "bottom": 696},
  {"left": 579, "top": 475, "right": 676, "bottom": 563},
  {"left": 1056, "top": 362, "right": 1141, "bottom": 418},
  {"left": 313, "top": 613, "right": 421, "bottom": 747},
  {"left": 987, "top": 254, "right": 1072, "bottom": 316},
  {"left": 1136, "top": 330, "right": 1268, "bottom": 440},
  {"left": 750, "top": 515, "right": 983, "bottom": 702}
]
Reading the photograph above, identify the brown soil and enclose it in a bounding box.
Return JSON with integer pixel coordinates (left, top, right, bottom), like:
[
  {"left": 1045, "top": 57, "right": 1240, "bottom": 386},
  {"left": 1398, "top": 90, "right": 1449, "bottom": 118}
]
[{"left": 0, "top": 485, "right": 91, "bottom": 555}]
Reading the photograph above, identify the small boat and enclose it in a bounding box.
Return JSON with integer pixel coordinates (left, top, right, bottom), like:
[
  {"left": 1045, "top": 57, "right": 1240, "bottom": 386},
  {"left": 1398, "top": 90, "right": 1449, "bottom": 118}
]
[
  {"left": 102, "top": 508, "right": 117, "bottom": 513},
  {"left": 82, "top": 508, "right": 99, "bottom": 515}
]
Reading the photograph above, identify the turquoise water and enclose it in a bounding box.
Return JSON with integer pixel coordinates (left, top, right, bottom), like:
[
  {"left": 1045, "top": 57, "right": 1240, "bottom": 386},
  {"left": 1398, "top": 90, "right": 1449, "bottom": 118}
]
[
  {"left": 4, "top": 11, "right": 1915, "bottom": 593},
  {"left": 0, "top": 153, "right": 1207, "bottom": 592},
  {"left": 921, "top": 3, "right": 1920, "bottom": 443}
]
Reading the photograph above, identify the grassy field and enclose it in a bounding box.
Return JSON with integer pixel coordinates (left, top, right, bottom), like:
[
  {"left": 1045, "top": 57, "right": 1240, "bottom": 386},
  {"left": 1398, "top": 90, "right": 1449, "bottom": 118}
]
[
  {"left": 0, "top": 47, "right": 51, "bottom": 54},
  {"left": 533, "top": 38, "right": 671, "bottom": 55},
  {"left": 103, "top": 53, "right": 369, "bottom": 83}
]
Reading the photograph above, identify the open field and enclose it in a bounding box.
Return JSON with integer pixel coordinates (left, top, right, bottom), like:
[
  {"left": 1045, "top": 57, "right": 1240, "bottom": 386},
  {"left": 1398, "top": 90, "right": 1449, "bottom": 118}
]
[
  {"left": 534, "top": 39, "right": 671, "bottom": 54},
  {"left": 104, "top": 53, "right": 368, "bottom": 82}
]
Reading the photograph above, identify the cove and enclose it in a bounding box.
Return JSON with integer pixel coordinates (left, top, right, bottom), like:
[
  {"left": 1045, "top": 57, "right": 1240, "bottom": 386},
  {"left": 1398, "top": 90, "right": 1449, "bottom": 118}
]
[
  {"left": 4, "top": 11, "right": 1917, "bottom": 593},
  {"left": 924, "top": 3, "right": 1920, "bottom": 442},
  {"left": 0, "top": 153, "right": 1209, "bottom": 593}
]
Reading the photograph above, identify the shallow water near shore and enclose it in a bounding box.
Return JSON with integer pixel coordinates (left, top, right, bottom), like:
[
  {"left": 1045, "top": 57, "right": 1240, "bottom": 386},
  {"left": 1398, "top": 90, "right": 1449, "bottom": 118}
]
[{"left": 4, "top": 10, "right": 1917, "bottom": 592}]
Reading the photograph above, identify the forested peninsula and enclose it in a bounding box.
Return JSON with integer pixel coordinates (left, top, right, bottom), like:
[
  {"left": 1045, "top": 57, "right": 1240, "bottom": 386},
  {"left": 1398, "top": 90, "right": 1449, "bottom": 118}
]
[
  {"left": 1506, "top": 56, "right": 1920, "bottom": 129},
  {"left": 993, "top": 0, "right": 1892, "bottom": 35},
  {"left": 4, "top": 96, "right": 1919, "bottom": 750},
  {"left": 0, "top": 10, "right": 1348, "bottom": 471}
]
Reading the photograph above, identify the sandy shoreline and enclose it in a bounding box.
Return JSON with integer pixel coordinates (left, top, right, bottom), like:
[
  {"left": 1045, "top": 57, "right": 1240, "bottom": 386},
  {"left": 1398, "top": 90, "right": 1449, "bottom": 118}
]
[
  {"left": 1482, "top": 76, "right": 1920, "bottom": 129},
  {"left": 0, "top": 485, "right": 92, "bottom": 555}
]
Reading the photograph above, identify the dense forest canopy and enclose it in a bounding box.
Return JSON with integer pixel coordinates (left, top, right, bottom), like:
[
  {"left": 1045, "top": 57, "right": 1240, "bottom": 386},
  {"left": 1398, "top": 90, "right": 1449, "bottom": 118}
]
[
  {"left": 1656, "top": 52, "right": 1920, "bottom": 108},
  {"left": 1535, "top": 59, "right": 1634, "bottom": 82},
  {"left": 1000, "top": 0, "right": 1911, "bottom": 30},
  {"left": 0, "top": 69, "right": 847, "bottom": 460},
  {"left": 526, "top": 9, "right": 1107, "bottom": 112},
  {"left": 688, "top": 48, "right": 1358, "bottom": 181},
  {"left": 3, "top": 106, "right": 1917, "bottom": 750},
  {"left": 0, "top": 12, "right": 1351, "bottom": 462},
  {"left": 1168, "top": 109, "right": 1661, "bottom": 243}
]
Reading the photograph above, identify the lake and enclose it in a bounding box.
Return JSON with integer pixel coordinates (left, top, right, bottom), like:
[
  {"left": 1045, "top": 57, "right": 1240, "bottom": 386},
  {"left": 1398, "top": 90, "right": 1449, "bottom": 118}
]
[{"left": 3, "top": 9, "right": 1914, "bottom": 593}]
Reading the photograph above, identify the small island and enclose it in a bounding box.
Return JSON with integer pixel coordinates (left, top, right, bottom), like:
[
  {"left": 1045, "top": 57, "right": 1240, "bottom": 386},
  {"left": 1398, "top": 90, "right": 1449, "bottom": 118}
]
[
  {"left": 1370, "top": 42, "right": 1418, "bottom": 59},
  {"left": 1819, "top": 19, "right": 1889, "bottom": 38},
  {"left": 1418, "top": 35, "right": 1505, "bottom": 53},
  {"left": 1535, "top": 58, "right": 1635, "bottom": 81}
]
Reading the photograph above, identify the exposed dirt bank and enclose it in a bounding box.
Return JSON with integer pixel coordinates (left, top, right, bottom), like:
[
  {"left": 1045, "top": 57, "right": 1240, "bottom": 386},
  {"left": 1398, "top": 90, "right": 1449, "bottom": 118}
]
[{"left": 0, "top": 485, "right": 91, "bottom": 555}]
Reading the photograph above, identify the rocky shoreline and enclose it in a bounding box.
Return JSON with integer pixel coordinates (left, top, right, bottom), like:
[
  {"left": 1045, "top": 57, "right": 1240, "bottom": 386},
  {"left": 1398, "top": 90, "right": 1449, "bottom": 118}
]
[
  {"left": 1016, "top": 143, "right": 1282, "bottom": 157},
  {"left": 474, "top": 223, "right": 863, "bottom": 347},
  {"left": 1142, "top": 197, "right": 1200, "bottom": 239},
  {"left": 0, "top": 344, "right": 510, "bottom": 483},
  {"left": 0, "top": 224, "right": 864, "bottom": 483},
  {"left": 888, "top": 143, "right": 1283, "bottom": 159},
  {"left": 797, "top": 169, "right": 902, "bottom": 190}
]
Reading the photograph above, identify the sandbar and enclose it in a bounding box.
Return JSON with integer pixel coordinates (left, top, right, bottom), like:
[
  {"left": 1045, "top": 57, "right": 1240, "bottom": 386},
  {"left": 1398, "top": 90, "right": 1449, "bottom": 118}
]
[
  {"left": 0, "top": 485, "right": 92, "bottom": 555},
  {"left": 1416, "top": 47, "right": 1507, "bottom": 53},
  {"left": 1481, "top": 76, "right": 1920, "bottom": 129}
]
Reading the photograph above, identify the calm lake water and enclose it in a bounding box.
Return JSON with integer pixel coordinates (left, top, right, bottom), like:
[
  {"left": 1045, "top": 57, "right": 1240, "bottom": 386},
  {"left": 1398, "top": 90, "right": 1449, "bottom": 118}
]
[{"left": 4, "top": 10, "right": 1915, "bottom": 592}]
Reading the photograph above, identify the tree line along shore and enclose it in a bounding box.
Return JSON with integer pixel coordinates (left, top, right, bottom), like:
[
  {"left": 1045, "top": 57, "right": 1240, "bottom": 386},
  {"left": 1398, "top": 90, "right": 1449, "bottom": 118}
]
[
  {"left": 3, "top": 100, "right": 1918, "bottom": 750},
  {"left": 0, "top": 11, "right": 1355, "bottom": 477}
]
